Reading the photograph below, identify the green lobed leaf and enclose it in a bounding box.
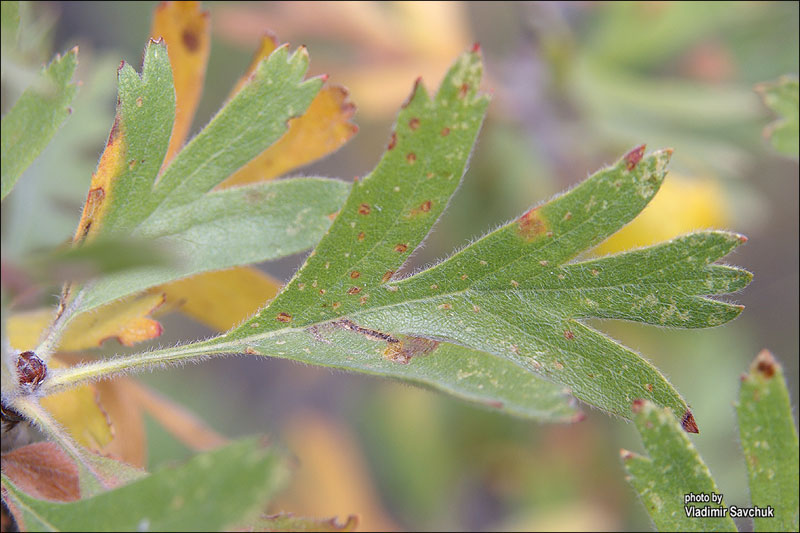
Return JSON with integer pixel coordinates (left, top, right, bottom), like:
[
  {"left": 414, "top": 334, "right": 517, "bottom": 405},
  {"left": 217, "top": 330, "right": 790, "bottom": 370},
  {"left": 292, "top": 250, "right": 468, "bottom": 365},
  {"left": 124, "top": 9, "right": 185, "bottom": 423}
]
[
  {"left": 621, "top": 400, "right": 737, "bottom": 532},
  {"left": 1, "top": 438, "right": 286, "bottom": 532},
  {"left": 737, "top": 350, "right": 799, "bottom": 532},
  {"left": 1, "top": 47, "right": 78, "bottom": 200},
  {"left": 756, "top": 75, "right": 799, "bottom": 157},
  {"left": 136, "top": 49, "right": 750, "bottom": 424},
  {"left": 58, "top": 42, "right": 344, "bottom": 320}
]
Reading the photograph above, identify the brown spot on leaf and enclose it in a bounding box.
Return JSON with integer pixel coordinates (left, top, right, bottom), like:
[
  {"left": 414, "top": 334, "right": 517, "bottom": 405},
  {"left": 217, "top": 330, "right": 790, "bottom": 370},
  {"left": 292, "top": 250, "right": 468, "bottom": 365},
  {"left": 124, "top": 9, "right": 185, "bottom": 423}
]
[
  {"left": 441, "top": 127, "right": 450, "bottom": 137},
  {"left": 387, "top": 131, "right": 397, "bottom": 150},
  {"left": 517, "top": 207, "right": 549, "bottom": 241},
  {"left": 473, "top": 305, "right": 480, "bottom": 313},
  {"left": 128, "top": 160, "right": 137, "bottom": 170},
  {"left": 753, "top": 349, "right": 777, "bottom": 379},
  {"left": 460, "top": 274, "right": 468, "bottom": 280},
  {"left": 591, "top": 269, "right": 599, "bottom": 277},
  {"left": 631, "top": 398, "right": 646, "bottom": 413},
  {"left": 357, "top": 232, "right": 366, "bottom": 241},
  {"left": 347, "top": 286, "right": 361, "bottom": 295},
  {"left": 620, "top": 449, "right": 634, "bottom": 461},
  {"left": 276, "top": 312, "right": 292, "bottom": 323},
  {"left": 319, "top": 289, "right": 326, "bottom": 295},
  {"left": 458, "top": 83, "right": 469, "bottom": 98},
  {"left": 406, "top": 152, "right": 417, "bottom": 163},
  {"left": 332, "top": 302, "right": 341, "bottom": 310},
  {"left": 681, "top": 410, "right": 699, "bottom": 433},
  {"left": 564, "top": 330, "right": 575, "bottom": 340},
  {"left": 407, "top": 200, "right": 433, "bottom": 217},
  {"left": 359, "top": 296, "right": 368, "bottom": 305},
  {"left": 438, "top": 303, "right": 452, "bottom": 310},
  {"left": 624, "top": 144, "right": 646, "bottom": 171},
  {"left": 409, "top": 117, "right": 420, "bottom": 130},
  {"left": 350, "top": 271, "right": 360, "bottom": 279},
  {"left": 327, "top": 211, "right": 339, "bottom": 221},
  {"left": 382, "top": 271, "right": 394, "bottom": 283},
  {"left": 383, "top": 336, "right": 439, "bottom": 364},
  {"left": 646, "top": 383, "right": 654, "bottom": 392},
  {"left": 394, "top": 243, "right": 408, "bottom": 253},
  {"left": 510, "top": 280, "right": 519, "bottom": 287},
  {"left": 485, "top": 400, "right": 504, "bottom": 409},
  {"left": 136, "top": 97, "right": 143, "bottom": 107},
  {"left": 358, "top": 203, "right": 371, "bottom": 215},
  {"left": 182, "top": 29, "right": 200, "bottom": 52},
  {"left": 563, "top": 211, "right": 572, "bottom": 220},
  {"left": 244, "top": 347, "right": 258, "bottom": 355}
]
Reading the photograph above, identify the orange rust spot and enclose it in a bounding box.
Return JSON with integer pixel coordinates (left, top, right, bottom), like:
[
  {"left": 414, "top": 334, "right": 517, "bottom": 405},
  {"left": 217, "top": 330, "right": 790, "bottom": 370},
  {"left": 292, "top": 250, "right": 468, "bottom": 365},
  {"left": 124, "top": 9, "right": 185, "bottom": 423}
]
[
  {"left": 563, "top": 211, "right": 572, "bottom": 220},
  {"left": 394, "top": 243, "right": 408, "bottom": 253},
  {"left": 681, "top": 410, "right": 699, "bottom": 433},
  {"left": 276, "top": 312, "right": 292, "bottom": 323},
  {"left": 624, "top": 144, "right": 646, "bottom": 171},
  {"left": 441, "top": 127, "right": 450, "bottom": 137},
  {"left": 360, "top": 296, "right": 368, "bottom": 305},
  {"left": 591, "top": 269, "right": 599, "bottom": 277},
  {"left": 517, "top": 207, "right": 549, "bottom": 241},
  {"left": 510, "top": 280, "right": 519, "bottom": 288},
  {"left": 327, "top": 211, "right": 339, "bottom": 221},
  {"left": 350, "top": 271, "right": 361, "bottom": 279},
  {"left": 646, "top": 383, "right": 654, "bottom": 392},
  {"left": 461, "top": 274, "right": 468, "bottom": 280},
  {"left": 406, "top": 152, "right": 417, "bottom": 163},
  {"left": 458, "top": 83, "right": 469, "bottom": 98},
  {"left": 407, "top": 200, "right": 433, "bottom": 217},
  {"left": 332, "top": 302, "right": 341, "bottom": 310},
  {"left": 438, "top": 303, "right": 452, "bottom": 310},
  {"left": 387, "top": 131, "right": 397, "bottom": 150},
  {"left": 564, "top": 330, "right": 575, "bottom": 340},
  {"left": 182, "top": 28, "right": 200, "bottom": 52},
  {"left": 382, "top": 271, "right": 394, "bottom": 283},
  {"left": 347, "top": 286, "right": 361, "bottom": 295},
  {"left": 358, "top": 203, "right": 371, "bottom": 215},
  {"left": 357, "top": 232, "right": 366, "bottom": 241},
  {"left": 136, "top": 97, "right": 143, "bottom": 107},
  {"left": 244, "top": 347, "right": 258, "bottom": 355},
  {"left": 409, "top": 117, "right": 420, "bottom": 130},
  {"left": 319, "top": 289, "right": 326, "bottom": 295}
]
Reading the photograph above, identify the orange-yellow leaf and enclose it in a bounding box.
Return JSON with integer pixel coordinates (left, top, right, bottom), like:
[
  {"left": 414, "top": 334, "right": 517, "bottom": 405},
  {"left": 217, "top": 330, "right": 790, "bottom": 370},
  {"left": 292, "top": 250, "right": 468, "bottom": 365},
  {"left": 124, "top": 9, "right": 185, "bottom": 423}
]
[
  {"left": 120, "top": 378, "right": 228, "bottom": 452},
  {"left": 272, "top": 411, "right": 398, "bottom": 532},
  {"left": 154, "top": 267, "right": 282, "bottom": 331},
  {"left": 40, "top": 358, "right": 114, "bottom": 450},
  {"left": 150, "top": 0, "right": 210, "bottom": 164},
  {"left": 73, "top": 118, "right": 125, "bottom": 243},
  {"left": 593, "top": 174, "right": 729, "bottom": 255},
  {"left": 94, "top": 378, "right": 147, "bottom": 468},
  {"left": 7, "top": 292, "right": 164, "bottom": 352},
  {"left": 218, "top": 35, "right": 357, "bottom": 187}
]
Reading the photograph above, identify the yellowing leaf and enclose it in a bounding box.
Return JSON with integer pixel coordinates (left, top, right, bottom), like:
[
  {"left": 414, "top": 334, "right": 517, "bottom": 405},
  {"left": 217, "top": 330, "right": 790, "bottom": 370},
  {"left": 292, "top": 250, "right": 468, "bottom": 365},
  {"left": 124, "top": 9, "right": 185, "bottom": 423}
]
[
  {"left": 7, "top": 293, "right": 164, "bottom": 352},
  {"left": 40, "top": 359, "right": 113, "bottom": 450},
  {"left": 150, "top": 0, "right": 210, "bottom": 164},
  {"left": 592, "top": 174, "right": 729, "bottom": 255},
  {"left": 273, "top": 411, "right": 398, "bottom": 532},
  {"left": 219, "top": 35, "right": 357, "bottom": 187},
  {"left": 155, "top": 267, "right": 282, "bottom": 332},
  {"left": 73, "top": 119, "right": 125, "bottom": 243}
]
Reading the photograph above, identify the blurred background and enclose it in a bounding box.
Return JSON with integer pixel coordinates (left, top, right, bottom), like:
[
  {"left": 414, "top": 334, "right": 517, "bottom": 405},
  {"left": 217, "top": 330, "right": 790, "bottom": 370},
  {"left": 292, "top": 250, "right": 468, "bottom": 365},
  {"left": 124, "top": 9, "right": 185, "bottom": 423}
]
[{"left": 2, "top": 2, "right": 797, "bottom": 531}]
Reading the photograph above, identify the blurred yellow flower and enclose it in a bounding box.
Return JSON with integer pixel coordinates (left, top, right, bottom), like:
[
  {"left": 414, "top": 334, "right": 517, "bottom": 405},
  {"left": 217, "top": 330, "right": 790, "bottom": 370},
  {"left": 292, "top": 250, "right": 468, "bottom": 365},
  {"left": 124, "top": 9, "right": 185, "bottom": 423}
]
[{"left": 593, "top": 173, "right": 729, "bottom": 255}]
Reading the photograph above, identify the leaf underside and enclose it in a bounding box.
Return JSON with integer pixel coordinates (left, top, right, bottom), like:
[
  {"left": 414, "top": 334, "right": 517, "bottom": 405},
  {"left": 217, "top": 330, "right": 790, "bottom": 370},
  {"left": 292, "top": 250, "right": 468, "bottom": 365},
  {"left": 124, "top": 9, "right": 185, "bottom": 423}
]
[{"left": 167, "top": 49, "right": 751, "bottom": 424}]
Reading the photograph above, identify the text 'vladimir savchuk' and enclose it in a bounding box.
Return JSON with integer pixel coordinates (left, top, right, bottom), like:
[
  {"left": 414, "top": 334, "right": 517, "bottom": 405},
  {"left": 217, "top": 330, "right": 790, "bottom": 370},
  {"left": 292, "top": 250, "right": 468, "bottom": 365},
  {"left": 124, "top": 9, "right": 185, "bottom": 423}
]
[{"left": 684, "top": 492, "right": 775, "bottom": 518}]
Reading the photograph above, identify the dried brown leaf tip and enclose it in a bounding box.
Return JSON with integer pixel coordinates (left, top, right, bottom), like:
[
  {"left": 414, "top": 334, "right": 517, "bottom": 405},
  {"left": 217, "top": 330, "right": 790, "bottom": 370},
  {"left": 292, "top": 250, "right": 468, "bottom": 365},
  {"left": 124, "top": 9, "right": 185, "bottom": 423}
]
[
  {"left": 681, "top": 410, "right": 699, "bottom": 434},
  {"left": 16, "top": 351, "right": 47, "bottom": 390},
  {"left": 751, "top": 349, "right": 779, "bottom": 379},
  {"left": 517, "top": 207, "right": 549, "bottom": 241},
  {"left": 624, "top": 144, "right": 646, "bottom": 171}
]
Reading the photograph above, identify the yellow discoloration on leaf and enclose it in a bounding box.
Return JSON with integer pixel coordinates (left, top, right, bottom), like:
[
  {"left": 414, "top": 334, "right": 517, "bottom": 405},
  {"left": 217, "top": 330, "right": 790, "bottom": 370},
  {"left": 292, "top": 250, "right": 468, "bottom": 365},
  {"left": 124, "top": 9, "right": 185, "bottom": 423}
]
[
  {"left": 218, "top": 36, "right": 357, "bottom": 187},
  {"left": 7, "top": 292, "right": 164, "bottom": 351},
  {"left": 150, "top": 0, "right": 210, "bottom": 164},
  {"left": 40, "top": 358, "right": 113, "bottom": 450},
  {"left": 594, "top": 174, "right": 729, "bottom": 255},
  {"left": 73, "top": 123, "right": 125, "bottom": 243},
  {"left": 154, "top": 267, "right": 282, "bottom": 331}
]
